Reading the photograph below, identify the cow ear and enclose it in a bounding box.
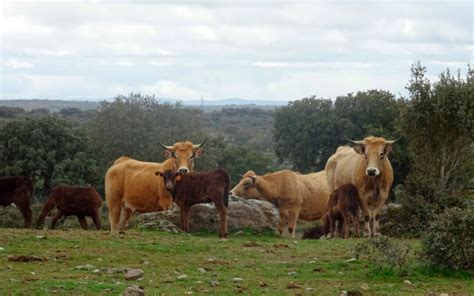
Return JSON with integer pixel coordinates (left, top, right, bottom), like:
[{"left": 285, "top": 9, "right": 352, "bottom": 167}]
[
  {"left": 155, "top": 171, "right": 163, "bottom": 176},
  {"left": 384, "top": 144, "right": 393, "bottom": 154},
  {"left": 194, "top": 148, "right": 204, "bottom": 158},
  {"left": 353, "top": 144, "right": 365, "bottom": 154},
  {"left": 163, "top": 150, "right": 175, "bottom": 159}
]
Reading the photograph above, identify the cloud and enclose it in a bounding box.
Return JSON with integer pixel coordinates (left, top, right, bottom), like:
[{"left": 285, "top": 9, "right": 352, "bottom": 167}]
[{"left": 3, "top": 59, "right": 34, "bottom": 69}]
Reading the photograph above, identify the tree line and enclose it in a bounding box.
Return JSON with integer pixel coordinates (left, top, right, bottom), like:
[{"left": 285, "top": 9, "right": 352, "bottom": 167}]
[{"left": 0, "top": 63, "right": 472, "bottom": 236}]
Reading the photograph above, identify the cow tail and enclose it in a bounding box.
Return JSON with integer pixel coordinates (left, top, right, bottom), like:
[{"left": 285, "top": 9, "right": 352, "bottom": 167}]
[
  {"left": 36, "top": 195, "right": 56, "bottom": 228},
  {"left": 223, "top": 171, "right": 230, "bottom": 208}
]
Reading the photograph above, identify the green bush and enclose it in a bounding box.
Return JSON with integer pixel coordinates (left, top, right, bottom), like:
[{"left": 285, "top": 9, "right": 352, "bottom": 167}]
[
  {"left": 354, "top": 236, "right": 412, "bottom": 276},
  {"left": 420, "top": 207, "right": 474, "bottom": 271}
]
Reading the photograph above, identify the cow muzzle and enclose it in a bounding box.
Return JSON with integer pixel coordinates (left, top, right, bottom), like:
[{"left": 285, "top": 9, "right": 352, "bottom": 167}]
[
  {"left": 366, "top": 167, "right": 380, "bottom": 177},
  {"left": 178, "top": 167, "right": 189, "bottom": 173}
]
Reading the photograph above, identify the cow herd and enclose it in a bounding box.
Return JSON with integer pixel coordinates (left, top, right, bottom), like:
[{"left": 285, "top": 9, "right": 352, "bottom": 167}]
[{"left": 0, "top": 136, "right": 399, "bottom": 239}]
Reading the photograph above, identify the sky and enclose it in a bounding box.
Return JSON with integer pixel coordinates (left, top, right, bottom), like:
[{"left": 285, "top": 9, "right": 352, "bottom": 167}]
[{"left": 1, "top": 0, "right": 473, "bottom": 101}]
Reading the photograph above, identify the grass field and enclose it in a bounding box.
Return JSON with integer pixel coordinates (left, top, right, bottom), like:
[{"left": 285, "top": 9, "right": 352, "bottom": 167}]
[{"left": 0, "top": 228, "right": 472, "bottom": 295}]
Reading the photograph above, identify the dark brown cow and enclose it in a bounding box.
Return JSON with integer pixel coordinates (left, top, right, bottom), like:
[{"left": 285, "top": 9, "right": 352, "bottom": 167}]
[
  {"left": 155, "top": 168, "right": 230, "bottom": 238},
  {"left": 327, "top": 183, "right": 360, "bottom": 239},
  {"left": 0, "top": 176, "right": 33, "bottom": 228},
  {"left": 36, "top": 185, "right": 102, "bottom": 230}
]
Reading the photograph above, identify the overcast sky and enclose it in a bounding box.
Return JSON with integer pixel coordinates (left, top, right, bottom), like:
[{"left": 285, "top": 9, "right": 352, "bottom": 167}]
[{"left": 1, "top": 0, "right": 472, "bottom": 101}]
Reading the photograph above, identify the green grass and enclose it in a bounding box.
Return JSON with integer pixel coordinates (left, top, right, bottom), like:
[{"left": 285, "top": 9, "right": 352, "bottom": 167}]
[{"left": 0, "top": 228, "right": 472, "bottom": 295}]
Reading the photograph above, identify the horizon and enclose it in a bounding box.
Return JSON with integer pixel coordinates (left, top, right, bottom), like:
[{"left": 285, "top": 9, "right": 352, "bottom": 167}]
[{"left": 1, "top": 1, "right": 473, "bottom": 101}]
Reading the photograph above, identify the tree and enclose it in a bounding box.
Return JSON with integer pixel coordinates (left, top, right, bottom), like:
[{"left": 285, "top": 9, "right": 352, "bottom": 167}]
[
  {"left": 401, "top": 63, "right": 473, "bottom": 205},
  {"left": 0, "top": 117, "right": 99, "bottom": 197},
  {"left": 88, "top": 93, "right": 206, "bottom": 167}
]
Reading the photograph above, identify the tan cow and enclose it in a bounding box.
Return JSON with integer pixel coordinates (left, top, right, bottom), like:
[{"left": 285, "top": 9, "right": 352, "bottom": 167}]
[
  {"left": 105, "top": 140, "right": 205, "bottom": 232},
  {"left": 325, "top": 136, "right": 399, "bottom": 237},
  {"left": 230, "top": 170, "right": 330, "bottom": 238}
]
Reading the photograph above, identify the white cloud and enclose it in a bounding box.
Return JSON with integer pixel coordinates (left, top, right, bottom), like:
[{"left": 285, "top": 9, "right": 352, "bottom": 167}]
[
  {"left": 3, "top": 59, "right": 34, "bottom": 69},
  {"left": 142, "top": 80, "right": 204, "bottom": 100}
]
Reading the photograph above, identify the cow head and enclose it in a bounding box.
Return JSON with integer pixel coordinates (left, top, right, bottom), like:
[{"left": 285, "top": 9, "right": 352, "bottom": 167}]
[
  {"left": 160, "top": 139, "right": 206, "bottom": 173},
  {"left": 230, "top": 170, "right": 260, "bottom": 199},
  {"left": 346, "top": 136, "right": 400, "bottom": 177},
  {"left": 155, "top": 169, "right": 183, "bottom": 192}
]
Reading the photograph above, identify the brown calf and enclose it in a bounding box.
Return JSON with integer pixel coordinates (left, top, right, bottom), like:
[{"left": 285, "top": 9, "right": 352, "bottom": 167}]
[
  {"left": 36, "top": 185, "right": 102, "bottom": 230},
  {"left": 0, "top": 176, "right": 33, "bottom": 228},
  {"left": 327, "top": 183, "right": 360, "bottom": 239},
  {"left": 155, "top": 168, "right": 230, "bottom": 238}
]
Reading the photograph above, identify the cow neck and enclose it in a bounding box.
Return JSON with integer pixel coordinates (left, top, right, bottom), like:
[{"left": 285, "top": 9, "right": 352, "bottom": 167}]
[
  {"left": 363, "top": 174, "right": 382, "bottom": 201},
  {"left": 254, "top": 175, "right": 279, "bottom": 204}
]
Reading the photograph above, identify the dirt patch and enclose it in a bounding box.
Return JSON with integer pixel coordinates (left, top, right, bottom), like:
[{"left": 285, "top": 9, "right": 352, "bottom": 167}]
[{"left": 7, "top": 255, "right": 47, "bottom": 262}]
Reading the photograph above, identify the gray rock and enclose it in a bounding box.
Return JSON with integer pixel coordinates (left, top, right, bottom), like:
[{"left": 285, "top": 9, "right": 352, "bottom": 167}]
[
  {"left": 137, "top": 219, "right": 182, "bottom": 233},
  {"left": 76, "top": 264, "right": 95, "bottom": 270},
  {"left": 123, "top": 285, "right": 144, "bottom": 296},
  {"left": 125, "top": 269, "right": 144, "bottom": 281},
  {"left": 137, "top": 196, "right": 279, "bottom": 232}
]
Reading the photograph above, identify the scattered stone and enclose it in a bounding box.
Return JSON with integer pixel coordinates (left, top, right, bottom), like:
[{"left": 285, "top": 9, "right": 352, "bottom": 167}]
[
  {"left": 234, "top": 230, "right": 244, "bottom": 236},
  {"left": 360, "top": 283, "right": 369, "bottom": 291},
  {"left": 210, "top": 280, "right": 219, "bottom": 287},
  {"left": 258, "top": 281, "right": 268, "bottom": 288},
  {"left": 107, "top": 267, "right": 129, "bottom": 274},
  {"left": 345, "top": 258, "right": 357, "bottom": 262},
  {"left": 92, "top": 269, "right": 101, "bottom": 274},
  {"left": 306, "top": 287, "right": 314, "bottom": 291},
  {"left": 287, "top": 282, "right": 302, "bottom": 289},
  {"left": 177, "top": 274, "right": 188, "bottom": 280},
  {"left": 195, "top": 281, "right": 203, "bottom": 284},
  {"left": 31, "top": 272, "right": 36, "bottom": 275},
  {"left": 439, "top": 293, "right": 448, "bottom": 296},
  {"left": 309, "top": 260, "right": 316, "bottom": 264},
  {"left": 123, "top": 285, "right": 144, "bottom": 296},
  {"left": 339, "top": 290, "right": 348, "bottom": 296},
  {"left": 74, "top": 245, "right": 79, "bottom": 248},
  {"left": 288, "top": 271, "right": 297, "bottom": 276},
  {"left": 403, "top": 280, "right": 412, "bottom": 287},
  {"left": 76, "top": 264, "right": 95, "bottom": 270},
  {"left": 8, "top": 255, "right": 46, "bottom": 262},
  {"left": 197, "top": 268, "right": 207, "bottom": 273},
  {"left": 0, "top": 247, "right": 5, "bottom": 251},
  {"left": 35, "top": 235, "right": 46, "bottom": 240},
  {"left": 293, "top": 240, "right": 298, "bottom": 244},
  {"left": 232, "top": 277, "right": 243, "bottom": 283},
  {"left": 338, "top": 271, "right": 344, "bottom": 275},
  {"left": 184, "top": 291, "right": 193, "bottom": 295},
  {"left": 125, "top": 269, "right": 144, "bottom": 281},
  {"left": 54, "top": 252, "right": 67, "bottom": 259}
]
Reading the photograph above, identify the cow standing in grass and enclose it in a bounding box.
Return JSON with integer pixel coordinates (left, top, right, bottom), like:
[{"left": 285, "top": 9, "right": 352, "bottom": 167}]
[
  {"left": 0, "top": 176, "right": 33, "bottom": 228},
  {"left": 231, "top": 170, "right": 329, "bottom": 239},
  {"left": 36, "top": 185, "right": 102, "bottom": 230},
  {"left": 325, "top": 136, "right": 399, "bottom": 237},
  {"left": 105, "top": 140, "right": 206, "bottom": 233},
  {"left": 155, "top": 168, "right": 230, "bottom": 238}
]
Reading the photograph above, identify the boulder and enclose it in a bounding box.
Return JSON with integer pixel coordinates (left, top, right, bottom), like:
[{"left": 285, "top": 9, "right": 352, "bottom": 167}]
[{"left": 137, "top": 196, "right": 279, "bottom": 232}]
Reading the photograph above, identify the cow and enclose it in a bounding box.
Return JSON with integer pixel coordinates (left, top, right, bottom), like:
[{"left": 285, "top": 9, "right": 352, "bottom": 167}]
[
  {"left": 326, "top": 183, "right": 360, "bottom": 239},
  {"left": 36, "top": 185, "right": 102, "bottom": 230},
  {"left": 325, "top": 136, "right": 399, "bottom": 237},
  {"left": 230, "top": 170, "right": 330, "bottom": 239},
  {"left": 105, "top": 140, "right": 206, "bottom": 233},
  {"left": 155, "top": 168, "right": 230, "bottom": 238},
  {"left": 0, "top": 176, "right": 33, "bottom": 228}
]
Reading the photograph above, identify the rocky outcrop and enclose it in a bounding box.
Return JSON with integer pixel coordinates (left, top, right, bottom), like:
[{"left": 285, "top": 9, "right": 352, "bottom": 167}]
[{"left": 137, "top": 196, "right": 279, "bottom": 232}]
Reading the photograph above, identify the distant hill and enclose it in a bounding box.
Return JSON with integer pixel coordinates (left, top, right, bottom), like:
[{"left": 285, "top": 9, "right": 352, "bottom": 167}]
[{"left": 0, "top": 98, "right": 288, "bottom": 112}]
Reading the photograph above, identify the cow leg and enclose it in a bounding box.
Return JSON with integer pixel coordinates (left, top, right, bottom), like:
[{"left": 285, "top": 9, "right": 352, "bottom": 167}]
[
  {"left": 372, "top": 209, "right": 382, "bottom": 237},
  {"left": 15, "top": 200, "right": 32, "bottom": 228},
  {"left": 120, "top": 207, "right": 133, "bottom": 229},
  {"left": 360, "top": 203, "right": 372, "bottom": 237},
  {"left": 353, "top": 214, "right": 360, "bottom": 238},
  {"left": 278, "top": 209, "right": 289, "bottom": 236},
  {"left": 108, "top": 202, "right": 122, "bottom": 233},
  {"left": 214, "top": 200, "right": 228, "bottom": 238},
  {"left": 328, "top": 214, "right": 336, "bottom": 239},
  {"left": 179, "top": 206, "right": 190, "bottom": 232},
  {"left": 341, "top": 212, "right": 350, "bottom": 239},
  {"left": 77, "top": 215, "right": 88, "bottom": 230},
  {"left": 287, "top": 208, "right": 300, "bottom": 239},
  {"left": 51, "top": 211, "right": 64, "bottom": 229},
  {"left": 91, "top": 209, "right": 101, "bottom": 230}
]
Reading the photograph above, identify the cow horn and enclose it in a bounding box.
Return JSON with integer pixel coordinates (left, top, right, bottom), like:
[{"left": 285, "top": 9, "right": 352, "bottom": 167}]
[
  {"left": 344, "top": 136, "right": 364, "bottom": 145},
  {"left": 159, "top": 143, "right": 174, "bottom": 150},
  {"left": 385, "top": 136, "right": 402, "bottom": 145},
  {"left": 192, "top": 138, "right": 207, "bottom": 149}
]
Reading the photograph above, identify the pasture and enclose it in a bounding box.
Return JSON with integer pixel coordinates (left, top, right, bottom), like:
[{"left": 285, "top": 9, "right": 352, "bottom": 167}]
[{"left": 1, "top": 228, "right": 472, "bottom": 295}]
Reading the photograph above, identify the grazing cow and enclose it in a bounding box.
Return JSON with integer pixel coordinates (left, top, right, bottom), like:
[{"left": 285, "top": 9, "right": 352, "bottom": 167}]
[
  {"left": 230, "top": 170, "right": 329, "bottom": 238},
  {"left": 105, "top": 140, "right": 206, "bottom": 232},
  {"left": 0, "top": 176, "right": 33, "bottom": 228},
  {"left": 327, "top": 184, "right": 360, "bottom": 239},
  {"left": 155, "top": 168, "right": 230, "bottom": 238},
  {"left": 325, "top": 136, "right": 399, "bottom": 237},
  {"left": 36, "top": 185, "right": 102, "bottom": 230}
]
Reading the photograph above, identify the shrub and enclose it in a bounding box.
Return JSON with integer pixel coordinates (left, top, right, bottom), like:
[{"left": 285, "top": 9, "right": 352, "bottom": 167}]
[
  {"left": 420, "top": 207, "right": 474, "bottom": 271},
  {"left": 354, "top": 236, "right": 412, "bottom": 276}
]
